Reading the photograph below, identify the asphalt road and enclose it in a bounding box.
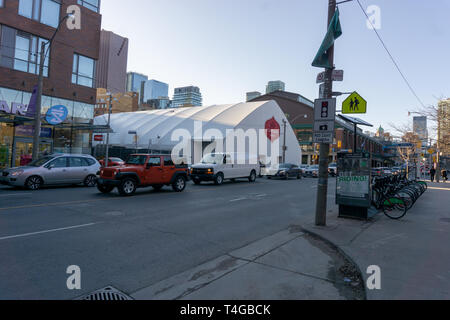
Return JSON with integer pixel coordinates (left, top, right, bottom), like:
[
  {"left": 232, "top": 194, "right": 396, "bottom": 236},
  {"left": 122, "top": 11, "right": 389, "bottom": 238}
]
[{"left": 0, "top": 177, "right": 336, "bottom": 300}]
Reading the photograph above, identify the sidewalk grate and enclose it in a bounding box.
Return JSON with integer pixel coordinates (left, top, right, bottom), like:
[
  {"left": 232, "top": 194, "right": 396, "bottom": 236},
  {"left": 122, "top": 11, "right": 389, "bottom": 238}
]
[{"left": 77, "top": 286, "right": 134, "bottom": 300}]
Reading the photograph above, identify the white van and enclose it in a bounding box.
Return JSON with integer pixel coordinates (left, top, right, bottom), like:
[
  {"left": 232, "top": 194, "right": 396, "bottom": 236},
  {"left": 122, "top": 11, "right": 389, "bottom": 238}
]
[{"left": 190, "top": 153, "right": 260, "bottom": 185}]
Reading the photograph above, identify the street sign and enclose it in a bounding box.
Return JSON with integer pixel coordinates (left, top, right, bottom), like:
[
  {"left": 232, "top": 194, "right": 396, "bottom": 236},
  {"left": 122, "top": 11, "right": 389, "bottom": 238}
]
[
  {"left": 313, "top": 132, "right": 334, "bottom": 144},
  {"left": 94, "top": 135, "right": 104, "bottom": 142},
  {"left": 316, "top": 70, "right": 344, "bottom": 84},
  {"left": 314, "top": 99, "right": 336, "bottom": 121},
  {"left": 313, "top": 99, "right": 336, "bottom": 144},
  {"left": 342, "top": 92, "right": 367, "bottom": 114}
]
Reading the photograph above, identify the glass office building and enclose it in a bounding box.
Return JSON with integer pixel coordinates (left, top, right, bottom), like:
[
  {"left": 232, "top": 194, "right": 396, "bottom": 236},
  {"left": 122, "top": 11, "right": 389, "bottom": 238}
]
[
  {"left": 172, "top": 86, "right": 202, "bottom": 108},
  {"left": 143, "top": 80, "right": 169, "bottom": 102}
]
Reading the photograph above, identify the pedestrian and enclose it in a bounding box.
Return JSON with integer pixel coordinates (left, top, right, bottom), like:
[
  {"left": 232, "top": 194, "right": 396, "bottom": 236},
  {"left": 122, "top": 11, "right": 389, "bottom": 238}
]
[
  {"left": 430, "top": 167, "right": 436, "bottom": 182},
  {"left": 442, "top": 168, "right": 448, "bottom": 182}
]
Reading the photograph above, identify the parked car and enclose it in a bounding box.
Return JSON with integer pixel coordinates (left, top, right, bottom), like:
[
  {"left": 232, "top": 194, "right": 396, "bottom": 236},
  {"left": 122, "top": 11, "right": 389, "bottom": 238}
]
[
  {"left": 99, "top": 157, "right": 125, "bottom": 167},
  {"left": 303, "top": 165, "right": 319, "bottom": 178},
  {"left": 328, "top": 163, "right": 338, "bottom": 177},
  {"left": 266, "top": 163, "right": 302, "bottom": 180},
  {"left": 97, "top": 154, "right": 189, "bottom": 196},
  {"left": 190, "top": 153, "right": 259, "bottom": 185},
  {"left": 0, "top": 154, "right": 100, "bottom": 190}
]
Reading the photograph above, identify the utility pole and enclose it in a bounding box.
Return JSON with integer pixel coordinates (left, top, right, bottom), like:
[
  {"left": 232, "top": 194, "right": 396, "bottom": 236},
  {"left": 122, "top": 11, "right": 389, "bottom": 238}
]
[
  {"left": 31, "top": 42, "right": 46, "bottom": 161},
  {"left": 315, "top": 0, "right": 336, "bottom": 226},
  {"left": 31, "top": 14, "right": 71, "bottom": 161},
  {"left": 104, "top": 94, "right": 113, "bottom": 168}
]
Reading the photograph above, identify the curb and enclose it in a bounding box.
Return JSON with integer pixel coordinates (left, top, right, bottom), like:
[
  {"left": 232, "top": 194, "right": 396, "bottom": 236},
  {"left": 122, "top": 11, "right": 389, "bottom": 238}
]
[{"left": 300, "top": 225, "right": 368, "bottom": 300}]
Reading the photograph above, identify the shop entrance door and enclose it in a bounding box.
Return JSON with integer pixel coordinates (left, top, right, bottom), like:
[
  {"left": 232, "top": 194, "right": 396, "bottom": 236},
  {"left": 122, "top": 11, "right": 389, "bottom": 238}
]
[{"left": 12, "top": 138, "right": 53, "bottom": 167}]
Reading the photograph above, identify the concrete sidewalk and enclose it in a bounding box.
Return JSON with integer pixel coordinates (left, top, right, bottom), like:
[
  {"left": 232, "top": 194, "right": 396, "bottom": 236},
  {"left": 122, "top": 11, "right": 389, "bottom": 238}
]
[
  {"left": 131, "top": 227, "right": 365, "bottom": 300},
  {"left": 302, "top": 182, "right": 450, "bottom": 300}
]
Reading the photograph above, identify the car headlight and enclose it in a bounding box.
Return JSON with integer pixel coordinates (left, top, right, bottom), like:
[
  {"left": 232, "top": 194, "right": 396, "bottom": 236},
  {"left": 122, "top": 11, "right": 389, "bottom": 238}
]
[{"left": 11, "top": 170, "right": 24, "bottom": 177}]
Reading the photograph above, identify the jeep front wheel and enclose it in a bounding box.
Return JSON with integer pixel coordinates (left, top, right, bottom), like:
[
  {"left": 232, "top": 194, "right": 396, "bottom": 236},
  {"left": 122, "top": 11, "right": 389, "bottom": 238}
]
[
  {"left": 97, "top": 184, "right": 114, "bottom": 194},
  {"left": 172, "top": 176, "right": 186, "bottom": 192},
  {"left": 118, "top": 178, "right": 137, "bottom": 196}
]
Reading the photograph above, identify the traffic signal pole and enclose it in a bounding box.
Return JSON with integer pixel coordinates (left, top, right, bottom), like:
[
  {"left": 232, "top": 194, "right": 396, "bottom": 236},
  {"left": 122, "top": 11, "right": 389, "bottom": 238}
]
[{"left": 315, "top": 0, "right": 337, "bottom": 226}]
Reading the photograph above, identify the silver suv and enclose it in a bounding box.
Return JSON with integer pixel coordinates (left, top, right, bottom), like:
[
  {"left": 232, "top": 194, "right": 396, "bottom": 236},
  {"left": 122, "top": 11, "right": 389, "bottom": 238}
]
[{"left": 1, "top": 154, "right": 100, "bottom": 190}]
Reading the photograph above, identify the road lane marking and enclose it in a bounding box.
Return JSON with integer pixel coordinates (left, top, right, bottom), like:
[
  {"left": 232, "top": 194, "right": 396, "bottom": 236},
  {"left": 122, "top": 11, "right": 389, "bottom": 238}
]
[
  {"left": 0, "top": 193, "right": 31, "bottom": 197},
  {"left": 0, "top": 223, "right": 99, "bottom": 241},
  {"left": 230, "top": 197, "right": 247, "bottom": 202},
  {"left": 428, "top": 187, "right": 450, "bottom": 191}
]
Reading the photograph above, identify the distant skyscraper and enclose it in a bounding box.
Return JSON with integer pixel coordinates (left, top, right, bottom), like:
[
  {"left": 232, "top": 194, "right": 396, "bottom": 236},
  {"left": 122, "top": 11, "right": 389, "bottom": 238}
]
[
  {"left": 172, "top": 86, "right": 202, "bottom": 108},
  {"left": 266, "top": 81, "right": 285, "bottom": 94},
  {"left": 246, "top": 91, "right": 261, "bottom": 102},
  {"left": 413, "top": 116, "right": 428, "bottom": 144},
  {"left": 96, "top": 30, "right": 129, "bottom": 93},
  {"left": 143, "top": 80, "right": 169, "bottom": 102},
  {"left": 126, "top": 72, "right": 148, "bottom": 104}
]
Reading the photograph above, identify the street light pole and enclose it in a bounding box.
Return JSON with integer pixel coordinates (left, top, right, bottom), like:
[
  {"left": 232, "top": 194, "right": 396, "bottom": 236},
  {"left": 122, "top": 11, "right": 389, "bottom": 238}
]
[
  {"left": 315, "top": 0, "right": 336, "bottom": 227},
  {"left": 31, "top": 14, "right": 72, "bottom": 161}
]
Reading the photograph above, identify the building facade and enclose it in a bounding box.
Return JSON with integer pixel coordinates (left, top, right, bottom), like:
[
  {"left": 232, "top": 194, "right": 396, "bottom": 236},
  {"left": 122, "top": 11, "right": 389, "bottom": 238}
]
[
  {"left": 0, "top": 0, "right": 101, "bottom": 169},
  {"left": 126, "top": 71, "right": 148, "bottom": 104},
  {"left": 143, "top": 79, "right": 169, "bottom": 102},
  {"left": 250, "top": 91, "right": 387, "bottom": 166},
  {"left": 172, "top": 86, "right": 202, "bottom": 108},
  {"left": 266, "top": 81, "right": 285, "bottom": 94},
  {"left": 246, "top": 91, "right": 261, "bottom": 102},
  {"left": 95, "top": 88, "right": 139, "bottom": 117},
  {"left": 413, "top": 116, "right": 428, "bottom": 146},
  {"left": 96, "top": 30, "right": 128, "bottom": 94}
]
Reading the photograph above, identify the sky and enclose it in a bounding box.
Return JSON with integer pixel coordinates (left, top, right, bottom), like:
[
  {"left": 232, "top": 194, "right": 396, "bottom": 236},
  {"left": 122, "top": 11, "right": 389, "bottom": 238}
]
[{"left": 100, "top": 0, "right": 450, "bottom": 135}]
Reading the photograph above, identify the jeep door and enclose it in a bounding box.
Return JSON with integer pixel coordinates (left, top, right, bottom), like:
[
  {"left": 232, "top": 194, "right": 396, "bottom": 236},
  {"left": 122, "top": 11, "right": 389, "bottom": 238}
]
[
  {"left": 145, "top": 156, "right": 164, "bottom": 185},
  {"left": 162, "top": 156, "right": 176, "bottom": 183}
]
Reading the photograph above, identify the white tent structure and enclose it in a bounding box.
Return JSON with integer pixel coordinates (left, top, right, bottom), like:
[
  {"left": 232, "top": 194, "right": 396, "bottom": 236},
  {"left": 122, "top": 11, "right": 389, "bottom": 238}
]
[{"left": 93, "top": 101, "right": 302, "bottom": 165}]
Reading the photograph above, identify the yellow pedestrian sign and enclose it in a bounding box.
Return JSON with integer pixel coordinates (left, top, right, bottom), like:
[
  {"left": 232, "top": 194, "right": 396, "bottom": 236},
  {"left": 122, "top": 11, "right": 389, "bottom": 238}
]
[{"left": 342, "top": 92, "right": 367, "bottom": 114}]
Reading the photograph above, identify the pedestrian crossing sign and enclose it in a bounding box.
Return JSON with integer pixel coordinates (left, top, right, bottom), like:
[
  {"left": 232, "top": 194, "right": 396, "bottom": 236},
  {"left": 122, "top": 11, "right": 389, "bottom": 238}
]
[{"left": 342, "top": 92, "right": 367, "bottom": 114}]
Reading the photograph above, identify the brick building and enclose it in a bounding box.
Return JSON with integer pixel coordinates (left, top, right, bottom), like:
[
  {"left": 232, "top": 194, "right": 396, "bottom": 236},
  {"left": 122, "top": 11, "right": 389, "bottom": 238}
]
[
  {"left": 251, "top": 91, "right": 387, "bottom": 166},
  {"left": 0, "top": 0, "right": 101, "bottom": 169}
]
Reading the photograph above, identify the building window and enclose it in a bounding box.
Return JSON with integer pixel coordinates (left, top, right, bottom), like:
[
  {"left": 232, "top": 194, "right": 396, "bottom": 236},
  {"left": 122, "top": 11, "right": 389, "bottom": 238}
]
[
  {"left": 0, "top": 25, "right": 50, "bottom": 76},
  {"left": 0, "top": 0, "right": 4, "bottom": 7},
  {"left": 18, "top": 0, "right": 61, "bottom": 28},
  {"left": 72, "top": 53, "right": 95, "bottom": 88},
  {"left": 77, "top": 0, "right": 100, "bottom": 13}
]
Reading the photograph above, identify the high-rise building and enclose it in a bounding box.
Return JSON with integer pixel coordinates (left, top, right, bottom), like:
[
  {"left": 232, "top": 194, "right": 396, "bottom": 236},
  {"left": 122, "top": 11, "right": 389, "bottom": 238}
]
[
  {"left": 413, "top": 116, "right": 428, "bottom": 146},
  {"left": 0, "top": 0, "right": 101, "bottom": 168},
  {"left": 126, "top": 72, "right": 148, "bottom": 104},
  {"left": 438, "top": 99, "right": 450, "bottom": 157},
  {"left": 143, "top": 80, "right": 169, "bottom": 102},
  {"left": 246, "top": 91, "right": 261, "bottom": 102},
  {"left": 96, "top": 30, "right": 128, "bottom": 93},
  {"left": 172, "top": 86, "right": 202, "bottom": 108},
  {"left": 266, "top": 81, "right": 285, "bottom": 94}
]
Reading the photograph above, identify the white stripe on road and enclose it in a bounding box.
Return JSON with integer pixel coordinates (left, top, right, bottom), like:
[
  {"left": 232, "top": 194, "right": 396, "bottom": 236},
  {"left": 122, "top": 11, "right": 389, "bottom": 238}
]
[
  {"left": 0, "top": 193, "right": 31, "bottom": 197},
  {"left": 428, "top": 187, "right": 450, "bottom": 191},
  {"left": 0, "top": 223, "right": 98, "bottom": 241}
]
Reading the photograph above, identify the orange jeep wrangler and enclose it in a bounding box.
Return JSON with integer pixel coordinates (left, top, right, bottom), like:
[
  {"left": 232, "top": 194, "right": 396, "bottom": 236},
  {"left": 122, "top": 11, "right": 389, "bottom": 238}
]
[{"left": 97, "top": 154, "right": 189, "bottom": 196}]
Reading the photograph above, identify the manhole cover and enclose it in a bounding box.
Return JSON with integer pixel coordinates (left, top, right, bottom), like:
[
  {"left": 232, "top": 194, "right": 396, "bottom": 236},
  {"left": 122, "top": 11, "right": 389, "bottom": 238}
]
[{"left": 77, "top": 286, "right": 133, "bottom": 300}]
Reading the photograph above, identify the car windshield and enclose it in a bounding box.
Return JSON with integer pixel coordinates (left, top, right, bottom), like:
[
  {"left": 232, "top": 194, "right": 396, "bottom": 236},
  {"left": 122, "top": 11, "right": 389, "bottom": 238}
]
[
  {"left": 201, "top": 154, "right": 223, "bottom": 164},
  {"left": 311, "top": 165, "right": 319, "bottom": 169},
  {"left": 110, "top": 158, "right": 123, "bottom": 162},
  {"left": 126, "top": 155, "right": 147, "bottom": 165},
  {"left": 27, "top": 156, "right": 55, "bottom": 167},
  {"left": 279, "top": 164, "right": 290, "bottom": 169}
]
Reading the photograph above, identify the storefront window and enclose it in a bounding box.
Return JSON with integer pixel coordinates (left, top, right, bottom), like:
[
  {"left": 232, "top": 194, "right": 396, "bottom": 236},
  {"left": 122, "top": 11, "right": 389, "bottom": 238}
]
[
  {"left": 0, "top": 123, "right": 13, "bottom": 169},
  {"left": 0, "top": 86, "right": 95, "bottom": 168}
]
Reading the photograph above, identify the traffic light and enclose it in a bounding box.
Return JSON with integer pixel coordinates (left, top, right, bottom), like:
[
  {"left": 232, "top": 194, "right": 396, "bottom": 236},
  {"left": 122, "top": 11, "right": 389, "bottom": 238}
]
[{"left": 321, "top": 101, "right": 329, "bottom": 118}]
